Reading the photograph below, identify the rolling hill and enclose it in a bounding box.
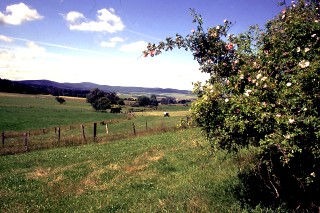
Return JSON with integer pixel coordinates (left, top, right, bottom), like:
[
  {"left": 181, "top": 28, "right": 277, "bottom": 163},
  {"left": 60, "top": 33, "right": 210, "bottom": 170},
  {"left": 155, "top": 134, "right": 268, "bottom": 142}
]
[{"left": 17, "top": 80, "right": 191, "bottom": 95}]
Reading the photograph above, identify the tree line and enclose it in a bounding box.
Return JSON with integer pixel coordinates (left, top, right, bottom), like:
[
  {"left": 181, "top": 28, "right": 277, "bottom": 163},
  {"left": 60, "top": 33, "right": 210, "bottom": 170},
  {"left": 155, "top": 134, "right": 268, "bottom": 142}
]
[{"left": 0, "top": 78, "right": 89, "bottom": 97}]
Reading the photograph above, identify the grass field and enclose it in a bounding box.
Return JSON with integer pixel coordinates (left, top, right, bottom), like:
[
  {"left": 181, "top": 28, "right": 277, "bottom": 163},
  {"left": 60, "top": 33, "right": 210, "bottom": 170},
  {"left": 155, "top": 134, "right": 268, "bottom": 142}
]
[
  {"left": 0, "top": 93, "right": 125, "bottom": 131},
  {"left": 0, "top": 93, "right": 190, "bottom": 155},
  {"left": 0, "top": 92, "right": 282, "bottom": 211},
  {"left": 0, "top": 128, "right": 262, "bottom": 212}
]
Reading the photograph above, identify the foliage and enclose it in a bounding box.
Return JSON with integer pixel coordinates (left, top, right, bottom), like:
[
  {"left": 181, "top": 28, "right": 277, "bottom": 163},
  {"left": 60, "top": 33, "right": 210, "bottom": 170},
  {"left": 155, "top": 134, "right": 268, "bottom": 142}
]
[
  {"left": 136, "top": 95, "right": 158, "bottom": 107},
  {"left": 86, "top": 88, "right": 122, "bottom": 111},
  {"left": 92, "top": 97, "right": 111, "bottom": 111},
  {"left": 136, "top": 96, "right": 150, "bottom": 106},
  {"left": 55, "top": 96, "right": 65, "bottom": 104},
  {"left": 144, "top": 0, "right": 320, "bottom": 210},
  {"left": 160, "top": 97, "right": 177, "bottom": 105}
]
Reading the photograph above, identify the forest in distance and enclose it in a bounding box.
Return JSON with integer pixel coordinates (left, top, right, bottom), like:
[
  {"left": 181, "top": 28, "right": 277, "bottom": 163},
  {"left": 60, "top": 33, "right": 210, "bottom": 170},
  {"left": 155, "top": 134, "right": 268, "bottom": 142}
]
[{"left": 0, "top": 78, "right": 191, "bottom": 97}]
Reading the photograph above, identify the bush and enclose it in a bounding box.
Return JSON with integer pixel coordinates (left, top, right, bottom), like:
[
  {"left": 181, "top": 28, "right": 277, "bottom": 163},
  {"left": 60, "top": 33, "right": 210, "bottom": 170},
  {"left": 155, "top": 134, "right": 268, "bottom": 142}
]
[
  {"left": 55, "top": 96, "right": 65, "bottom": 104},
  {"left": 144, "top": 1, "right": 320, "bottom": 210}
]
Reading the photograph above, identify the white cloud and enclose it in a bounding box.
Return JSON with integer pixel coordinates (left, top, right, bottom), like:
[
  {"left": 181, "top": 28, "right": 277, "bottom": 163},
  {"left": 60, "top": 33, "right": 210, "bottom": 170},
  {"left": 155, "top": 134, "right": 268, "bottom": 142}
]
[
  {"left": 65, "top": 11, "right": 85, "bottom": 23},
  {"left": 0, "top": 3, "right": 43, "bottom": 25},
  {"left": 0, "top": 39, "right": 207, "bottom": 90},
  {"left": 100, "top": 37, "right": 124, "bottom": 48},
  {"left": 0, "top": 35, "right": 13, "bottom": 42},
  {"left": 120, "top": 41, "right": 148, "bottom": 53},
  {"left": 65, "top": 8, "right": 125, "bottom": 33},
  {"left": 0, "top": 50, "right": 15, "bottom": 61},
  {"left": 26, "top": 41, "right": 46, "bottom": 54}
]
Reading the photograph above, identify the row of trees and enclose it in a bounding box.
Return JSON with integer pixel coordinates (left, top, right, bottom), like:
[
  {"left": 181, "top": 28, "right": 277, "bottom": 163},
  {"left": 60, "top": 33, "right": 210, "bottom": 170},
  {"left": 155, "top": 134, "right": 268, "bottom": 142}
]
[
  {"left": 144, "top": 0, "right": 319, "bottom": 210},
  {"left": 133, "top": 95, "right": 189, "bottom": 107},
  {"left": 86, "top": 90, "right": 183, "bottom": 110}
]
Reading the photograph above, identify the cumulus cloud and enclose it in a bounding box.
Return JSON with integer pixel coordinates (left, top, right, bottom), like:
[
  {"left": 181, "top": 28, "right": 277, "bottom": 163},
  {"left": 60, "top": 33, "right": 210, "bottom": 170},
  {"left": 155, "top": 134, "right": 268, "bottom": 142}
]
[
  {"left": 100, "top": 37, "right": 124, "bottom": 48},
  {"left": 65, "top": 8, "right": 124, "bottom": 33},
  {"left": 0, "top": 35, "right": 13, "bottom": 42},
  {"left": 120, "top": 41, "right": 148, "bottom": 52},
  {"left": 0, "top": 3, "right": 43, "bottom": 25},
  {"left": 65, "top": 11, "right": 85, "bottom": 23}
]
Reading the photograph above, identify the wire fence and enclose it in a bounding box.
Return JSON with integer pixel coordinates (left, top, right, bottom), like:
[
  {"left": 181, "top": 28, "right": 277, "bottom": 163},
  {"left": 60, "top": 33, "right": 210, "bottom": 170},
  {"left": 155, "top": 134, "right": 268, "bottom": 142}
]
[{"left": 1, "top": 116, "right": 190, "bottom": 156}]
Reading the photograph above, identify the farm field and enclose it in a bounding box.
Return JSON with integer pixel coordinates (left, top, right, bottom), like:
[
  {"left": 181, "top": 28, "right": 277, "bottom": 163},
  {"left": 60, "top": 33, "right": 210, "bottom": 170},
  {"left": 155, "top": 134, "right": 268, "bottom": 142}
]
[
  {"left": 0, "top": 92, "right": 283, "bottom": 211},
  {"left": 0, "top": 92, "right": 124, "bottom": 131},
  {"left": 0, "top": 93, "right": 190, "bottom": 155}
]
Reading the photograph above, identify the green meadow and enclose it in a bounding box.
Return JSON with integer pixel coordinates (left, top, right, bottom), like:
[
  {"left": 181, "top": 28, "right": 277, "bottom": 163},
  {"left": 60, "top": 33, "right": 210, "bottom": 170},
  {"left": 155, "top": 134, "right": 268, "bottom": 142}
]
[
  {"left": 0, "top": 92, "right": 282, "bottom": 212},
  {"left": 0, "top": 93, "right": 124, "bottom": 131}
]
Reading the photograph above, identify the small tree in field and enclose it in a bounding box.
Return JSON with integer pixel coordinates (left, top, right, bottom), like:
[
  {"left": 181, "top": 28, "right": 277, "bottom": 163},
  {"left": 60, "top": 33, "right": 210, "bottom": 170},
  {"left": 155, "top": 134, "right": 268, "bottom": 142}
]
[
  {"left": 86, "top": 88, "right": 119, "bottom": 111},
  {"left": 55, "top": 96, "right": 65, "bottom": 104},
  {"left": 144, "top": 0, "right": 320, "bottom": 210},
  {"left": 92, "top": 97, "right": 111, "bottom": 111}
]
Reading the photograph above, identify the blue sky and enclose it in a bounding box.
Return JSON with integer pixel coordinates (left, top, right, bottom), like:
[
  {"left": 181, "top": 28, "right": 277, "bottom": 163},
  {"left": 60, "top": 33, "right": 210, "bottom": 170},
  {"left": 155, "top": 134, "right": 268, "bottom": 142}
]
[{"left": 0, "top": 0, "right": 283, "bottom": 90}]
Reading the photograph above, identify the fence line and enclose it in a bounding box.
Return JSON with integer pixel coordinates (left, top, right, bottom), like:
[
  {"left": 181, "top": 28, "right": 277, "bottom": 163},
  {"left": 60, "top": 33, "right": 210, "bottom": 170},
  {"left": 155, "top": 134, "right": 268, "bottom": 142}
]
[{"left": 0, "top": 118, "right": 191, "bottom": 156}]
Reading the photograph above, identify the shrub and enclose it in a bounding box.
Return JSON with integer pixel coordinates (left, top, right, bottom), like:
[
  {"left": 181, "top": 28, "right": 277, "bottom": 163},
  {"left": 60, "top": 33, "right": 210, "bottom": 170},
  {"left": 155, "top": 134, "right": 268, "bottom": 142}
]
[
  {"left": 144, "top": 0, "right": 320, "bottom": 210},
  {"left": 55, "top": 96, "right": 66, "bottom": 104}
]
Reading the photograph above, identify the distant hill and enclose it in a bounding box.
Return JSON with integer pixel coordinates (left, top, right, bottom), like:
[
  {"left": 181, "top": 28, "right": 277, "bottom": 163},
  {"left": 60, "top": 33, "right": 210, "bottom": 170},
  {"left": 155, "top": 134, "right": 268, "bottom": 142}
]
[
  {"left": 0, "top": 78, "right": 89, "bottom": 97},
  {"left": 17, "top": 80, "right": 191, "bottom": 95}
]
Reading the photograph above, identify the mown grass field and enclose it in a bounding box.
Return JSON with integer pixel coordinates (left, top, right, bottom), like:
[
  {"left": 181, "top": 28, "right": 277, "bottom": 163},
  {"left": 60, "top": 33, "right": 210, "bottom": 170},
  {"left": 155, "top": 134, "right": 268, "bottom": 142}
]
[{"left": 0, "top": 92, "right": 281, "bottom": 212}]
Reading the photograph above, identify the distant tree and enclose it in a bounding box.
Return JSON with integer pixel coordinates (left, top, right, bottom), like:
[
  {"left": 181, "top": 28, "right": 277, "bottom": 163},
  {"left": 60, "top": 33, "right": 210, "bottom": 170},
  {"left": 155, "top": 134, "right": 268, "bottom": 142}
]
[
  {"left": 150, "top": 94, "right": 159, "bottom": 106},
  {"left": 136, "top": 96, "right": 151, "bottom": 107},
  {"left": 86, "top": 88, "right": 105, "bottom": 105},
  {"left": 150, "top": 94, "right": 157, "bottom": 100},
  {"left": 86, "top": 88, "right": 121, "bottom": 111},
  {"left": 105, "top": 92, "right": 120, "bottom": 104},
  {"left": 55, "top": 96, "right": 66, "bottom": 104},
  {"left": 178, "top": 99, "right": 188, "bottom": 104},
  {"left": 117, "top": 99, "right": 125, "bottom": 105},
  {"left": 92, "top": 97, "right": 111, "bottom": 111},
  {"left": 160, "top": 97, "right": 177, "bottom": 105}
]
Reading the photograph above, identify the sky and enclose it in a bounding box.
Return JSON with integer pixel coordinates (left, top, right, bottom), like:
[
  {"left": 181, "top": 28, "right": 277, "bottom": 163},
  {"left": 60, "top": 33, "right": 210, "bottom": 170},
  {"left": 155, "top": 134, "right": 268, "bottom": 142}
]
[{"left": 0, "top": 0, "right": 284, "bottom": 90}]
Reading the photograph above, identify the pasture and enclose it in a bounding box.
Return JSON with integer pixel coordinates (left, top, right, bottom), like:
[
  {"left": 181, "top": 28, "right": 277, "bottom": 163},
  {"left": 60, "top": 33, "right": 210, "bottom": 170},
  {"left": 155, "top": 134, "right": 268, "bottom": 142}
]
[
  {"left": 0, "top": 93, "right": 190, "bottom": 154},
  {"left": 0, "top": 92, "right": 280, "bottom": 212},
  {"left": 0, "top": 93, "right": 123, "bottom": 131}
]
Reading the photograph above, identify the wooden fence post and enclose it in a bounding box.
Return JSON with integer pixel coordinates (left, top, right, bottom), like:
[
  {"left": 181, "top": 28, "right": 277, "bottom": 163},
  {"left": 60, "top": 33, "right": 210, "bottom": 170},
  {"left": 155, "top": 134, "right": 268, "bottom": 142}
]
[
  {"left": 81, "top": 124, "right": 86, "bottom": 142},
  {"left": 42, "top": 128, "right": 45, "bottom": 134},
  {"left": 93, "top": 123, "right": 97, "bottom": 142},
  {"left": 145, "top": 120, "right": 148, "bottom": 130},
  {"left": 106, "top": 123, "right": 109, "bottom": 135},
  {"left": 24, "top": 133, "right": 28, "bottom": 152},
  {"left": 55, "top": 127, "right": 57, "bottom": 134},
  {"left": 132, "top": 123, "right": 136, "bottom": 135},
  {"left": 2, "top": 132, "right": 4, "bottom": 146},
  {"left": 58, "top": 127, "right": 61, "bottom": 141}
]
